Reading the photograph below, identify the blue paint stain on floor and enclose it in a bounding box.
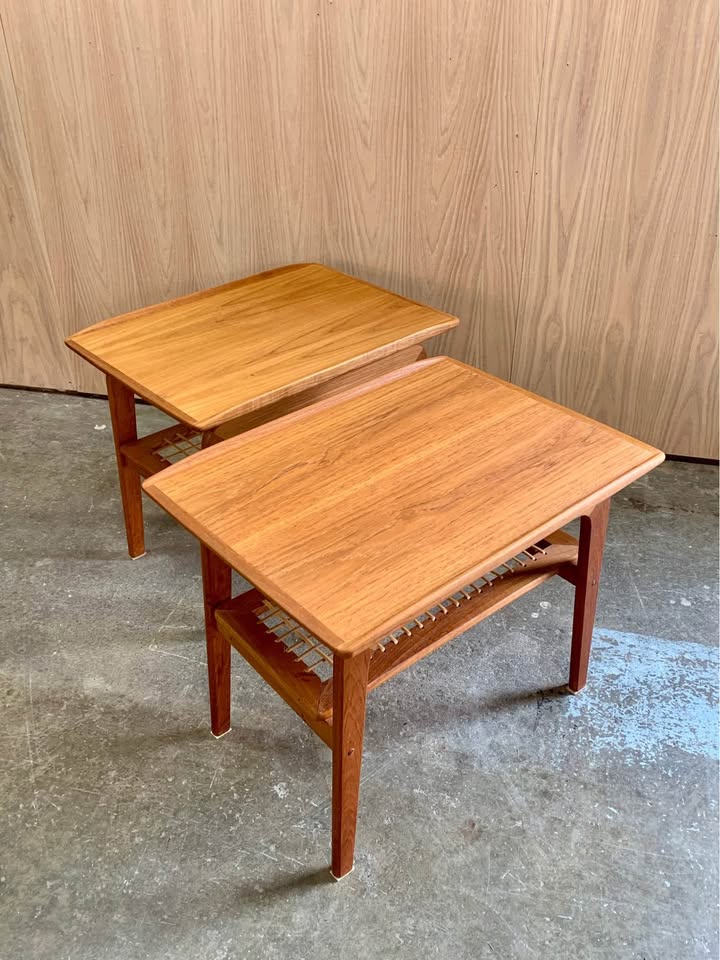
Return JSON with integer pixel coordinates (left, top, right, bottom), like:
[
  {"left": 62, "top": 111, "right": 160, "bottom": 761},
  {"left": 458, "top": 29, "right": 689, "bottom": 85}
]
[{"left": 563, "top": 628, "right": 719, "bottom": 765}]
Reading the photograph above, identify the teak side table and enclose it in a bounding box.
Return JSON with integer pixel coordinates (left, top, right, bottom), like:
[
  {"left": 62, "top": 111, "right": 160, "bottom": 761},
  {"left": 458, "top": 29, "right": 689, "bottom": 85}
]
[
  {"left": 65, "top": 262, "right": 458, "bottom": 558},
  {"left": 142, "top": 357, "right": 664, "bottom": 878}
]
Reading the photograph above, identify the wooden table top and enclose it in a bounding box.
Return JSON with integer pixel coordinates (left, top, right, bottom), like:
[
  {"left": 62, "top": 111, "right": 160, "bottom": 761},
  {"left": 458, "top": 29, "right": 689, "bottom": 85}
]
[
  {"left": 143, "top": 357, "right": 664, "bottom": 656},
  {"left": 65, "top": 263, "right": 458, "bottom": 429}
]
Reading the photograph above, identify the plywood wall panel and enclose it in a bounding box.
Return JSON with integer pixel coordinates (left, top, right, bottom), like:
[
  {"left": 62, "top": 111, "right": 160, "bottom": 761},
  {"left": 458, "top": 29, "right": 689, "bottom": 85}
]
[
  {"left": 511, "top": 0, "right": 719, "bottom": 458},
  {"left": 0, "top": 0, "right": 716, "bottom": 455},
  {"left": 0, "top": 18, "right": 68, "bottom": 389},
  {"left": 2, "top": 0, "right": 321, "bottom": 394},
  {"left": 319, "top": 0, "right": 548, "bottom": 378}
]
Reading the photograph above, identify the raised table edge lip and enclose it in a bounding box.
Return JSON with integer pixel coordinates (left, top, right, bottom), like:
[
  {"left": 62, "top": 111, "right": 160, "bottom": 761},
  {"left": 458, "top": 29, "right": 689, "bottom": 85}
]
[
  {"left": 142, "top": 356, "right": 665, "bottom": 658},
  {"left": 63, "top": 262, "right": 460, "bottom": 430}
]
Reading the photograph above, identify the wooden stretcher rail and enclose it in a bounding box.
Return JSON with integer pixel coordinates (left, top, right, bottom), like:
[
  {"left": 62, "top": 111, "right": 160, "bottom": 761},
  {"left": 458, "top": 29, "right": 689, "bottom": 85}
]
[
  {"left": 365, "top": 532, "right": 578, "bottom": 692},
  {"left": 215, "top": 590, "right": 334, "bottom": 746},
  {"left": 213, "top": 529, "right": 579, "bottom": 746}
]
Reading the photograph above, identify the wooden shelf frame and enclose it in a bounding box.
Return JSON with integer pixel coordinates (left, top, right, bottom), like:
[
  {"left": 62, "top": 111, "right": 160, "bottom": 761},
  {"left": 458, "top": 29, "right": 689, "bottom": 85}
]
[
  {"left": 212, "top": 528, "right": 578, "bottom": 749},
  {"left": 122, "top": 422, "right": 209, "bottom": 478}
]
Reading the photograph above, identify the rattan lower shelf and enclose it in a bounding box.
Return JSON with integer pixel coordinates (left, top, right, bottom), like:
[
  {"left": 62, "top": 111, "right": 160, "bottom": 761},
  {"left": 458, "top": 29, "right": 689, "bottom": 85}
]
[
  {"left": 213, "top": 529, "right": 578, "bottom": 748},
  {"left": 121, "top": 423, "right": 211, "bottom": 477}
]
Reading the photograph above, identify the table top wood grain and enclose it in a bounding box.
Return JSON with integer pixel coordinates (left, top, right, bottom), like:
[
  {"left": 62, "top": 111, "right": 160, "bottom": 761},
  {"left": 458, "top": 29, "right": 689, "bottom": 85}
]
[
  {"left": 143, "top": 357, "right": 664, "bottom": 655},
  {"left": 65, "top": 263, "right": 458, "bottom": 429}
]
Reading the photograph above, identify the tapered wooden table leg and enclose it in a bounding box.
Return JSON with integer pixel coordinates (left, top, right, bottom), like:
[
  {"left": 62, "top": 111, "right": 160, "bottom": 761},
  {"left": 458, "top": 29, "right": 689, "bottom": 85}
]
[
  {"left": 569, "top": 499, "right": 611, "bottom": 693},
  {"left": 331, "top": 651, "right": 371, "bottom": 879},
  {"left": 201, "top": 545, "right": 233, "bottom": 737},
  {"left": 106, "top": 374, "right": 145, "bottom": 558}
]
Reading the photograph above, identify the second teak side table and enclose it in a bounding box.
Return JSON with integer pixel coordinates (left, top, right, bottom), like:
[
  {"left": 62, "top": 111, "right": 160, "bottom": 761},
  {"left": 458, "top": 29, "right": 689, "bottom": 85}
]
[{"left": 65, "top": 262, "right": 457, "bottom": 558}]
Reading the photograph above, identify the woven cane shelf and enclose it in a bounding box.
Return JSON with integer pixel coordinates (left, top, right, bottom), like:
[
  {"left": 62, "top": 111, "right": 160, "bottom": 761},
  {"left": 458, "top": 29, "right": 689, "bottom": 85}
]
[
  {"left": 122, "top": 423, "right": 218, "bottom": 478},
  {"left": 213, "top": 529, "right": 579, "bottom": 747}
]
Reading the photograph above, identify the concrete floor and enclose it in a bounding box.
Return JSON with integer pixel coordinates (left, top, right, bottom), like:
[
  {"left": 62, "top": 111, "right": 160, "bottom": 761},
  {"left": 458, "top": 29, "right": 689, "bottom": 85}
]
[{"left": 1, "top": 387, "right": 718, "bottom": 960}]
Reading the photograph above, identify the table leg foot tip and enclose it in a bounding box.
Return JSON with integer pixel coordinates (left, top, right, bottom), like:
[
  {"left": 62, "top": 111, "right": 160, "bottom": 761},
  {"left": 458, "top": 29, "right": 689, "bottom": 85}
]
[
  {"left": 329, "top": 864, "right": 354, "bottom": 881},
  {"left": 211, "top": 727, "right": 232, "bottom": 739}
]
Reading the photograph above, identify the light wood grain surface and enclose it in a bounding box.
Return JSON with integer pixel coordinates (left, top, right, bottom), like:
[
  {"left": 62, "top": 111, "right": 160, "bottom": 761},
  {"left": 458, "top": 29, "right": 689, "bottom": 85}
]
[
  {"left": 65, "top": 263, "right": 457, "bottom": 428},
  {"left": 143, "top": 358, "right": 663, "bottom": 655},
  {"left": 318, "top": 0, "right": 547, "bottom": 380},
  {"left": 0, "top": 27, "right": 66, "bottom": 388},
  {"left": 511, "top": 0, "right": 719, "bottom": 458},
  {"left": 1, "top": 0, "right": 322, "bottom": 394},
  {"left": 0, "top": 0, "right": 716, "bottom": 455}
]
